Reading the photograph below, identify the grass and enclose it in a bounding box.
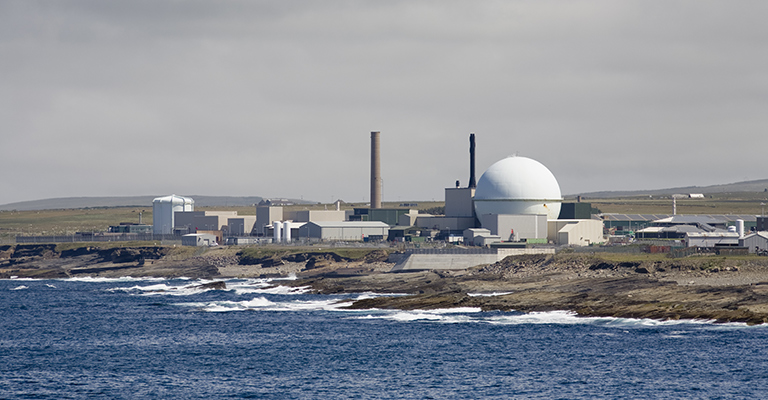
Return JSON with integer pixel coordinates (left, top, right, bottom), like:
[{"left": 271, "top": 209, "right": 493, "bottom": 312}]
[
  {"left": 589, "top": 193, "right": 768, "bottom": 215},
  {"left": 0, "top": 207, "right": 151, "bottom": 241}
]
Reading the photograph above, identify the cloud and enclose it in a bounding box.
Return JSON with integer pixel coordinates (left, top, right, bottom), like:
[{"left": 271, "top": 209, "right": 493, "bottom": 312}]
[{"left": 2, "top": 0, "right": 767, "bottom": 205}]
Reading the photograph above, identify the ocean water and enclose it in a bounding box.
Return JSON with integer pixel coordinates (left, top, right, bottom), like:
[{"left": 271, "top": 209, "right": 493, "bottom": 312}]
[{"left": 2, "top": 278, "right": 768, "bottom": 399}]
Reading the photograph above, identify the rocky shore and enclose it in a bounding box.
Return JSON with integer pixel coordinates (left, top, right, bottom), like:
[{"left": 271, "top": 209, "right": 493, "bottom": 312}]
[{"left": 3, "top": 244, "right": 768, "bottom": 324}]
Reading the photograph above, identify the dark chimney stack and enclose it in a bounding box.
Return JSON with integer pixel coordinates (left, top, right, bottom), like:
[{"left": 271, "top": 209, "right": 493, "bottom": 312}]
[
  {"left": 370, "top": 131, "right": 382, "bottom": 209},
  {"left": 468, "top": 133, "right": 477, "bottom": 189}
]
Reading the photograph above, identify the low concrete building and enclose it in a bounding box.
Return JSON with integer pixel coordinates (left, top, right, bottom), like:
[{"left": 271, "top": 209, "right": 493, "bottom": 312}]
[
  {"left": 464, "top": 228, "right": 491, "bottom": 246},
  {"left": 175, "top": 211, "right": 238, "bottom": 233},
  {"left": 479, "top": 214, "right": 547, "bottom": 242},
  {"left": 477, "top": 235, "right": 502, "bottom": 246},
  {"left": 686, "top": 232, "right": 740, "bottom": 248},
  {"left": 548, "top": 219, "right": 604, "bottom": 246},
  {"left": 227, "top": 216, "right": 257, "bottom": 236},
  {"left": 299, "top": 221, "right": 389, "bottom": 241},
  {"left": 390, "top": 247, "right": 556, "bottom": 271},
  {"left": 182, "top": 233, "right": 217, "bottom": 246}
]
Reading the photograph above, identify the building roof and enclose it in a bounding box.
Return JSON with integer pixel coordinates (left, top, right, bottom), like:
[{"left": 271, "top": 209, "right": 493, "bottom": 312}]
[
  {"left": 686, "top": 231, "right": 740, "bottom": 238},
  {"left": 653, "top": 215, "right": 728, "bottom": 225},
  {"left": 743, "top": 232, "right": 768, "bottom": 240},
  {"left": 307, "top": 221, "right": 390, "bottom": 228},
  {"left": 600, "top": 214, "right": 757, "bottom": 222},
  {"left": 153, "top": 194, "right": 194, "bottom": 204}
]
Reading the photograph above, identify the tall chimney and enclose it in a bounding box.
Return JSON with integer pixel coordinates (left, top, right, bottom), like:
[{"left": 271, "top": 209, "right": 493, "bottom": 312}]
[
  {"left": 370, "top": 131, "right": 382, "bottom": 209},
  {"left": 468, "top": 133, "right": 477, "bottom": 189}
]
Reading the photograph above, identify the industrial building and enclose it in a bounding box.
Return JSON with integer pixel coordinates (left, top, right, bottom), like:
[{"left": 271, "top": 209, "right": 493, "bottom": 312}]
[
  {"left": 181, "top": 233, "right": 217, "bottom": 247},
  {"left": 398, "top": 133, "right": 605, "bottom": 248},
  {"left": 741, "top": 232, "right": 768, "bottom": 254},
  {"left": 298, "top": 221, "right": 389, "bottom": 241},
  {"left": 153, "top": 194, "right": 194, "bottom": 235}
]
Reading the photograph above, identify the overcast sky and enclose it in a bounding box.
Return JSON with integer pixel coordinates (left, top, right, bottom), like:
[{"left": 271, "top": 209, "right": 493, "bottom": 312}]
[{"left": 2, "top": 1, "right": 767, "bottom": 205}]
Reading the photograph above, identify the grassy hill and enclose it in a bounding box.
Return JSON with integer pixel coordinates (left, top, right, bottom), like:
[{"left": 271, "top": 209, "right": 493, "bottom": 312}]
[
  {"left": 573, "top": 179, "right": 768, "bottom": 199},
  {"left": 0, "top": 195, "right": 283, "bottom": 211}
]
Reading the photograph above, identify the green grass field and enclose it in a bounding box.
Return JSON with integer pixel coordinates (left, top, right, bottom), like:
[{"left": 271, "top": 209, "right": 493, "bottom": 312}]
[{"left": 588, "top": 192, "right": 768, "bottom": 215}]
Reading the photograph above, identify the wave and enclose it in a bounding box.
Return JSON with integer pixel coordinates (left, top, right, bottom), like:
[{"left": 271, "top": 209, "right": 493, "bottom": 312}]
[
  {"left": 64, "top": 276, "right": 173, "bottom": 283},
  {"left": 107, "top": 278, "right": 311, "bottom": 297},
  {"left": 176, "top": 296, "right": 356, "bottom": 313},
  {"left": 226, "top": 279, "right": 310, "bottom": 295},
  {"left": 352, "top": 309, "right": 762, "bottom": 328},
  {"left": 10, "top": 285, "right": 28, "bottom": 291},
  {"left": 108, "top": 281, "right": 225, "bottom": 296}
]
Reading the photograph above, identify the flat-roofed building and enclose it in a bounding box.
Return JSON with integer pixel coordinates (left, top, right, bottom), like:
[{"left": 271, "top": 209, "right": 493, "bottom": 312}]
[{"left": 299, "top": 221, "right": 389, "bottom": 241}]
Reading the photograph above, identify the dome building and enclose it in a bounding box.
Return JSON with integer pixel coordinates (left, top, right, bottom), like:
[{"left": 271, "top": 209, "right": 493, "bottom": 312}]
[{"left": 473, "top": 156, "right": 562, "bottom": 220}]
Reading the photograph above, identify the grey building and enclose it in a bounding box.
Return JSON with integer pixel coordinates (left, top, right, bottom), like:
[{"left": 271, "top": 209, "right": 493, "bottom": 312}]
[
  {"left": 741, "top": 232, "right": 768, "bottom": 254},
  {"left": 299, "top": 221, "right": 389, "bottom": 241}
]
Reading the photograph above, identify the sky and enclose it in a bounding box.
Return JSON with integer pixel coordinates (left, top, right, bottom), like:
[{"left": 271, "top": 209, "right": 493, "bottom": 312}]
[{"left": 2, "top": 0, "right": 767, "bottom": 205}]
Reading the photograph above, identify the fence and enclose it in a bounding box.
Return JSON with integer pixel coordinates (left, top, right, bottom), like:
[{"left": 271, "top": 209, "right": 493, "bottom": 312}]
[{"left": 15, "top": 234, "right": 180, "bottom": 244}]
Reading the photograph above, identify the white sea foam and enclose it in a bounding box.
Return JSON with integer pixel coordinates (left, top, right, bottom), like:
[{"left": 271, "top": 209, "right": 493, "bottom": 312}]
[
  {"left": 64, "top": 276, "right": 169, "bottom": 283},
  {"left": 109, "top": 282, "right": 220, "bottom": 296},
  {"left": 227, "top": 279, "right": 311, "bottom": 295},
  {"left": 10, "top": 285, "right": 28, "bottom": 290},
  {"left": 45, "top": 284, "right": 56, "bottom": 288},
  {"left": 177, "top": 296, "right": 353, "bottom": 312},
  {"left": 468, "top": 292, "right": 514, "bottom": 297}
]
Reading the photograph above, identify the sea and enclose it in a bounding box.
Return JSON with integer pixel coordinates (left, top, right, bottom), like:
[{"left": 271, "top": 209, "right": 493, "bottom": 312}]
[{"left": 2, "top": 277, "right": 768, "bottom": 399}]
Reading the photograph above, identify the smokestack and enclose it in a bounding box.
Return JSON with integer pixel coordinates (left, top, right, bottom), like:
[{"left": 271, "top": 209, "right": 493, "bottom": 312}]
[
  {"left": 468, "top": 133, "right": 477, "bottom": 189},
  {"left": 370, "top": 131, "right": 382, "bottom": 209}
]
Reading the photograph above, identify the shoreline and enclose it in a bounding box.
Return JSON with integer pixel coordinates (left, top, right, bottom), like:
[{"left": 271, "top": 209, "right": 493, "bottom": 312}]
[{"left": 3, "top": 244, "right": 768, "bottom": 324}]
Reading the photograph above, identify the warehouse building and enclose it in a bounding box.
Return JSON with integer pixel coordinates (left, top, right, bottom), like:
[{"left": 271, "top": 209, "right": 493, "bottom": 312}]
[
  {"left": 299, "top": 221, "right": 389, "bottom": 241},
  {"left": 740, "top": 232, "right": 768, "bottom": 254}
]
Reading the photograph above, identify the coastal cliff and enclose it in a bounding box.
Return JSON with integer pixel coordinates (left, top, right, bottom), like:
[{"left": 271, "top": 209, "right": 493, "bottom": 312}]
[{"left": 3, "top": 244, "right": 768, "bottom": 324}]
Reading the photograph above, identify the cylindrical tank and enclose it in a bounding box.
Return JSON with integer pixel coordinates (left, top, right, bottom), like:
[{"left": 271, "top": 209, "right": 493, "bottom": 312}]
[
  {"left": 152, "top": 194, "right": 194, "bottom": 235},
  {"left": 283, "top": 221, "right": 291, "bottom": 243},
  {"left": 273, "top": 221, "right": 282, "bottom": 243},
  {"left": 737, "top": 219, "right": 745, "bottom": 238}
]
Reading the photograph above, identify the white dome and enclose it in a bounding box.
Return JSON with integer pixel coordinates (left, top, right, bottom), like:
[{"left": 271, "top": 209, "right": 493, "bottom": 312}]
[{"left": 473, "top": 156, "right": 562, "bottom": 219}]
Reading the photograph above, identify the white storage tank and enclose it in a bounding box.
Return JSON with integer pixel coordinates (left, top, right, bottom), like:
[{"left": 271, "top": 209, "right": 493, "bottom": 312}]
[{"left": 153, "top": 194, "right": 195, "bottom": 234}]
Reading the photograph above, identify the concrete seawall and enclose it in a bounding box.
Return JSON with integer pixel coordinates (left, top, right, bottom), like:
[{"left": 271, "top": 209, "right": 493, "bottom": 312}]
[{"left": 390, "top": 248, "right": 555, "bottom": 271}]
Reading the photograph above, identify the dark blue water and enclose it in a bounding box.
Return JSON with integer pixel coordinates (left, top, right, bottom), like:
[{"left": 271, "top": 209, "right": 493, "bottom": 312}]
[{"left": 2, "top": 278, "right": 767, "bottom": 399}]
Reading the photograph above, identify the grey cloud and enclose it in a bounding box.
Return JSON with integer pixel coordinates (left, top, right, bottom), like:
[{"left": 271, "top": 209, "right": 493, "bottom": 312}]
[{"left": 2, "top": 1, "right": 767, "bottom": 205}]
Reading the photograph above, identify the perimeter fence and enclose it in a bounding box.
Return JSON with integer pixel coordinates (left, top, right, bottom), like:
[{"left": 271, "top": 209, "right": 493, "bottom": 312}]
[{"left": 15, "top": 234, "right": 180, "bottom": 244}]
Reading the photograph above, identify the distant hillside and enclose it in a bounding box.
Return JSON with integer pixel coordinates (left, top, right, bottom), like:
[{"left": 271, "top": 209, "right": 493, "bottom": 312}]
[
  {"left": 0, "top": 195, "right": 314, "bottom": 211},
  {"left": 572, "top": 179, "right": 768, "bottom": 199}
]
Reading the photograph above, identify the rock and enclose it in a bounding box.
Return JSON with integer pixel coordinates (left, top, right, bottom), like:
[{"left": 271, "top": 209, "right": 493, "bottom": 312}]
[{"left": 193, "top": 281, "right": 227, "bottom": 290}]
